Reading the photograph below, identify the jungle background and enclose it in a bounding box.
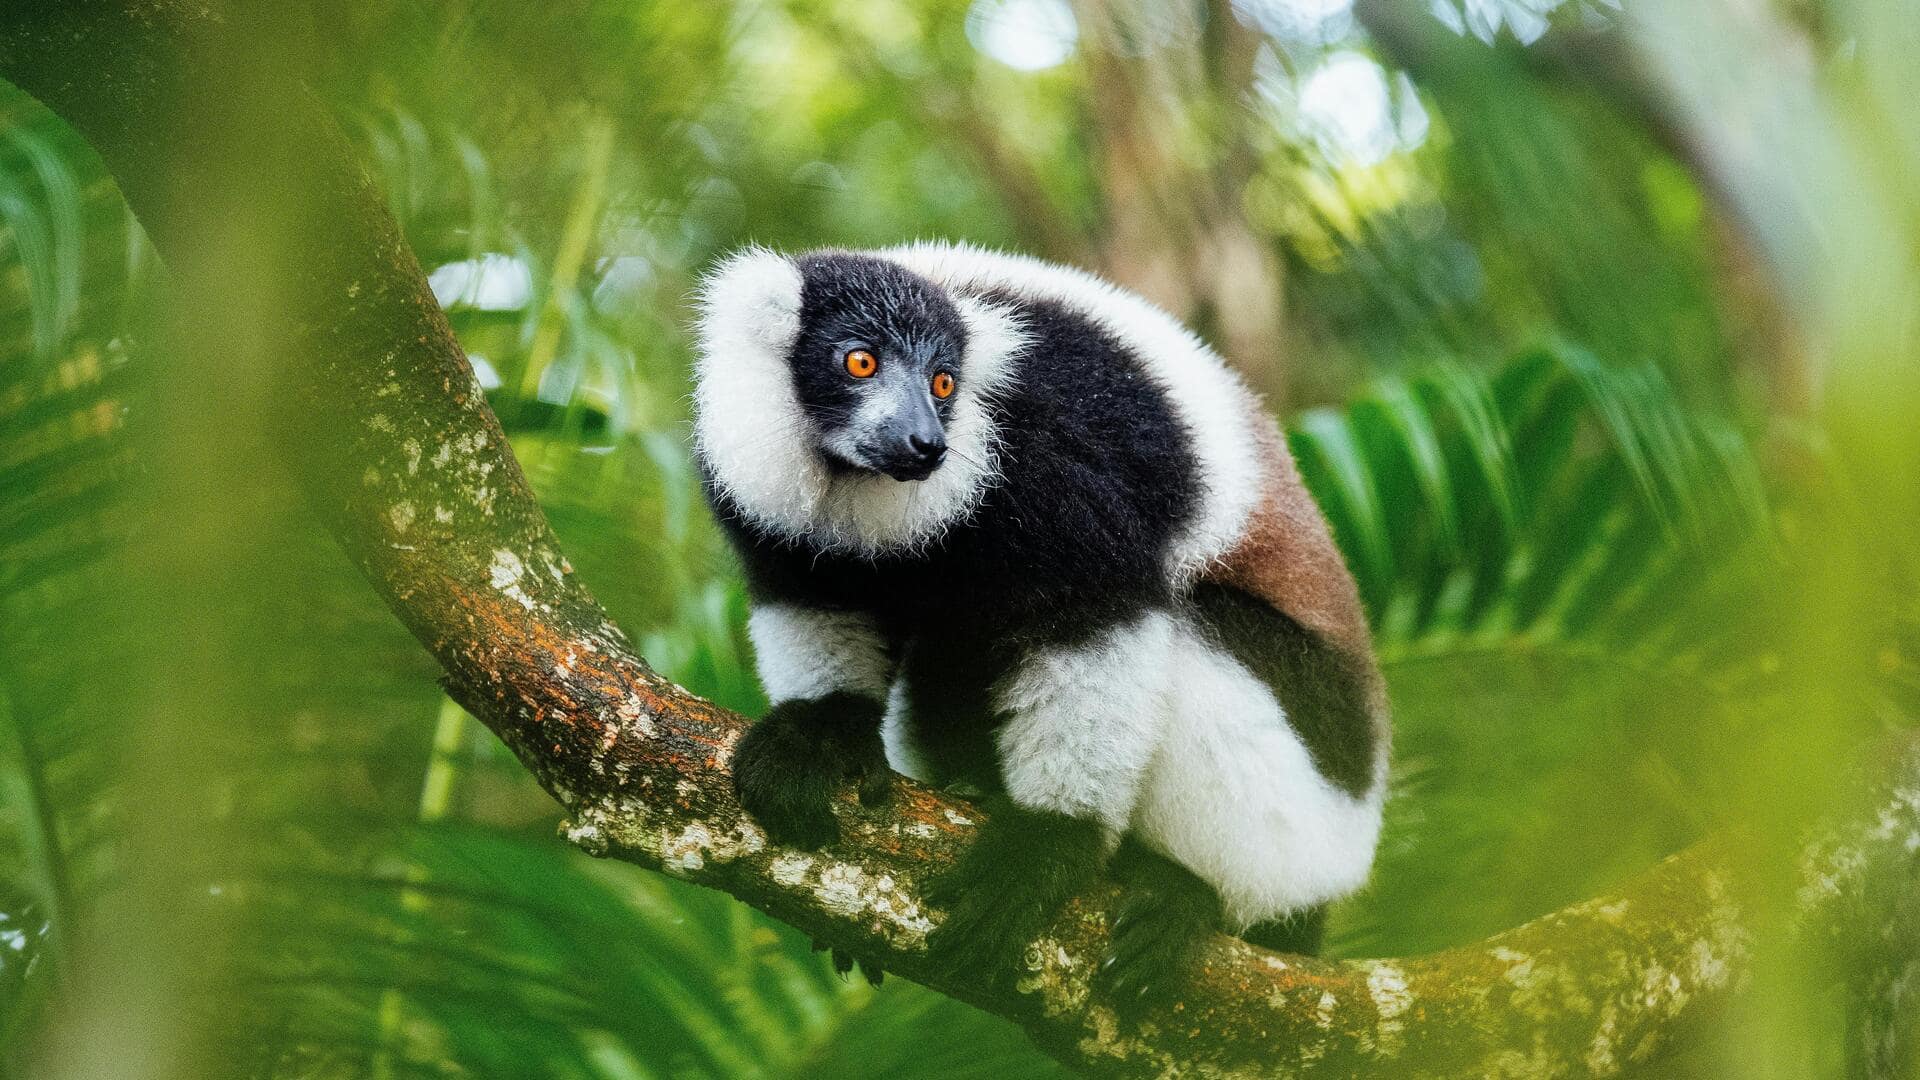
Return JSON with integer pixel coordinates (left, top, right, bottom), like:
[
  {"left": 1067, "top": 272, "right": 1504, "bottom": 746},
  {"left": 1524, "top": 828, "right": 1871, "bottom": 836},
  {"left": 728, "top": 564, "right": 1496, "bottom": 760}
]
[{"left": 2, "top": 0, "right": 1918, "bottom": 1076}]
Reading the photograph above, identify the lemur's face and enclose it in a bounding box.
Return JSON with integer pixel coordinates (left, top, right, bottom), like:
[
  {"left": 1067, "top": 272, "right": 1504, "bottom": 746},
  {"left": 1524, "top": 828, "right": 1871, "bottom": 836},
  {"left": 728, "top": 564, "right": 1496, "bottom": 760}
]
[
  {"left": 695, "top": 244, "right": 1025, "bottom": 553},
  {"left": 788, "top": 253, "right": 970, "bottom": 483}
]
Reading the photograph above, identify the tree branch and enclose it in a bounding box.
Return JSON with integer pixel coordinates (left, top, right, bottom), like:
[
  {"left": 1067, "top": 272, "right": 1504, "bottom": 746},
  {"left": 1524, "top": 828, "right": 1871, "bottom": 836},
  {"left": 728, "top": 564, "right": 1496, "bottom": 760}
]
[{"left": 3, "top": 4, "right": 1915, "bottom": 1076}]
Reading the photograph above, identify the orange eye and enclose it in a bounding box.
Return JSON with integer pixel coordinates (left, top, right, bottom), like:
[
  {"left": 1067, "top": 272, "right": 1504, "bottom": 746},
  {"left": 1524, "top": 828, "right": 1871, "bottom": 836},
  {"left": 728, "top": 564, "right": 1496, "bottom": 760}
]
[
  {"left": 931, "top": 371, "right": 956, "bottom": 399},
  {"left": 845, "top": 349, "right": 877, "bottom": 378}
]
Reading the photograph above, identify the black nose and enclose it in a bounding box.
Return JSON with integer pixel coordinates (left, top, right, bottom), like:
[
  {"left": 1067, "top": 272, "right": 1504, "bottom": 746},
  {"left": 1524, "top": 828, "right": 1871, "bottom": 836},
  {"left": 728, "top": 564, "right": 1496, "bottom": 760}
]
[
  {"left": 874, "top": 429, "right": 945, "bottom": 481},
  {"left": 907, "top": 432, "right": 946, "bottom": 462}
]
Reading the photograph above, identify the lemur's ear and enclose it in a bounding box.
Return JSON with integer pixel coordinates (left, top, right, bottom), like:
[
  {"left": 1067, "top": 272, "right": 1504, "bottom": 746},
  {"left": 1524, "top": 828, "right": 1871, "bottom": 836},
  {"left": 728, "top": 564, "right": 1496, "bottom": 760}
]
[{"left": 698, "top": 246, "right": 803, "bottom": 353}]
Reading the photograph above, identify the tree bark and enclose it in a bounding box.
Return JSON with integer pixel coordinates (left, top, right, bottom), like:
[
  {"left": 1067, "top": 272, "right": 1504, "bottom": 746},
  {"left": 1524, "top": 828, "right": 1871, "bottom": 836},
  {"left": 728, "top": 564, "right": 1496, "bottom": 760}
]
[{"left": 2, "top": 4, "right": 1916, "bottom": 1077}]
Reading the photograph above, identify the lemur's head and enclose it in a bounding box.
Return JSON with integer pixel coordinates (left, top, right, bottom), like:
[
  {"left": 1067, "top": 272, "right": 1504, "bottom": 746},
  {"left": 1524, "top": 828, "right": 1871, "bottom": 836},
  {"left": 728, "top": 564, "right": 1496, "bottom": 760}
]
[
  {"left": 784, "top": 252, "right": 967, "bottom": 482},
  {"left": 693, "top": 245, "right": 1026, "bottom": 554}
]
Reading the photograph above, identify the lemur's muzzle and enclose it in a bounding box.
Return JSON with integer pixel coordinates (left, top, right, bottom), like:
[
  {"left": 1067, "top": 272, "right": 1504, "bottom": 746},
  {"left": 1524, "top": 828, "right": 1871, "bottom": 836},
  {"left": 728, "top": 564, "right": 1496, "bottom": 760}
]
[{"left": 872, "top": 393, "right": 946, "bottom": 482}]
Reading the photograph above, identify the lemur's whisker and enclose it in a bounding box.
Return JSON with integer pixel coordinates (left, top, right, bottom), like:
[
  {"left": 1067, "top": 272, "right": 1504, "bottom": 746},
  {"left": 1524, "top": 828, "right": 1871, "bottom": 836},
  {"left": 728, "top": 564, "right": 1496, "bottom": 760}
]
[{"left": 942, "top": 445, "right": 987, "bottom": 471}]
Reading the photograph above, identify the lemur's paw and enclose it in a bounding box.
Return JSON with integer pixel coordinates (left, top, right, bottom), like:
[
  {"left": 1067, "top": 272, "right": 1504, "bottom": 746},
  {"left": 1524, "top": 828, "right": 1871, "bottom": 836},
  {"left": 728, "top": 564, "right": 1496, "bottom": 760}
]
[
  {"left": 1094, "top": 897, "right": 1213, "bottom": 1015},
  {"left": 730, "top": 695, "right": 889, "bottom": 848},
  {"left": 732, "top": 740, "right": 839, "bottom": 848},
  {"left": 1093, "top": 848, "right": 1223, "bottom": 1017},
  {"left": 923, "top": 865, "right": 1051, "bottom": 987},
  {"left": 855, "top": 759, "right": 893, "bottom": 809},
  {"left": 813, "top": 938, "right": 886, "bottom": 987},
  {"left": 922, "top": 803, "right": 1109, "bottom": 987}
]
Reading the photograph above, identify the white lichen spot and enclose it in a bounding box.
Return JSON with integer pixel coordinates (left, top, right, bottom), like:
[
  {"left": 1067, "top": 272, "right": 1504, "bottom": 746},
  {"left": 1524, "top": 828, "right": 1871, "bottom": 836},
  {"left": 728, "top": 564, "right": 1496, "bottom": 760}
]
[
  {"left": 770, "top": 853, "right": 815, "bottom": 886},
  {"left": 362, "top": 467, "right": 381, "bottom": 487},
  {"left": 660, "top": 820, "right": 764, "bottom": 877},
  {"left": 434, "top": 505, "right": 454, "bottom": 525},
  {"left": 1492, "top": 946, "right": 1541, "bottom": 991},
  {"left": 734, "top": 819, "right": 767, "bottom": 851},
  {"left": 388, "top": 502, "right": 416, "bottom": 534},
  {"left": 815, "top": 862, "right": 869, "bottom": 917},
  {"left": 563, "top": 818, "right": 608, "bottom": 857},
  {"left": 1586, "top": 1002, "right": 1620, "bottom": 1074},
  {"left": 1688, "top": 936, "right": 1731, "bottom": 988},
  {"left": 944, "top": 809, "right": 974, "bottom": 827},
  {"left": 1490, "top": 1044, "right": 1560, "bottom": 1078},
  {"left": 615, "top": 696, "right": 657, "bottom": 738},
  {"left": 904, "top": 822, "right": 936, "bottom": 839},
  {"left": 368, "top": 413, "right": 394, "bottom": 433},
  {"left": 347, "top": 280, "right": 362, "bottom": 298},
  {"left": 403, "top": 439, "right": 422, "bottom": 475},
  {"left": 433, "top": 441, "right": 454, "bottom": 468},
  {"left": 1263, "top": 954, "right": 1290, "bottom": 971},
  {"left": 791, "top": 861, "right": 934, "bottom": 942},
  {"left": 1596, "top": 899, "right": 1630, "bottom": 923},
  {"left": 662, "top": 823, "right": 712, "bottom": 873},
  {"left": 1367, "top": 962, "right": 1412, "bottom": 1053},
  {"left": 1639, "top": 961, "right": 1684, "bottom": 1011},
  {"left": 489, "top": 548, "right": 537, "bottom": 610},
  {"left": 1314, "top": 990, "right": 1339, "bottom": 1030}
]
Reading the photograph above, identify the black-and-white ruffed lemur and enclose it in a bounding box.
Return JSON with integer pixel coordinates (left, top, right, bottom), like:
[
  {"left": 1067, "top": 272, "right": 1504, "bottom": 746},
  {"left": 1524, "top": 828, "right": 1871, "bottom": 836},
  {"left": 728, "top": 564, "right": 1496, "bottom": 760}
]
[{"left": 691, "top": 242, "right": 1389, "bottom": 1006}]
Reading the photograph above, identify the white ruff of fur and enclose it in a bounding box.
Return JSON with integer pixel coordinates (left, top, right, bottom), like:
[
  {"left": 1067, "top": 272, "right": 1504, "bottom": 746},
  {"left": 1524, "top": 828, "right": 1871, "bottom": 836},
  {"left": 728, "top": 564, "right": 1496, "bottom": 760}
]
[
  {"left": 692, "top": 246, "right": 1025, "bottom": 556},
  {"left": 883, "top": 241, "right": 1268, "bottom": 585}
]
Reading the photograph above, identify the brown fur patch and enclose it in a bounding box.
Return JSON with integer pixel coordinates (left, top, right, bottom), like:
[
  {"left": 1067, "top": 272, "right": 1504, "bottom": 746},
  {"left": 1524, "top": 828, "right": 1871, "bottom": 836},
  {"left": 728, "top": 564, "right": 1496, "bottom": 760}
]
[{"left": 1203, "top": 408, "right": 1389, "bottom": 724}]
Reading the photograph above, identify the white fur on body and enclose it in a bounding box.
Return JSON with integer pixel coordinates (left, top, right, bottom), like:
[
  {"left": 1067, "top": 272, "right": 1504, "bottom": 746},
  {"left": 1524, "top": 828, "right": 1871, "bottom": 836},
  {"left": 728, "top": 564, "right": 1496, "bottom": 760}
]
[
  {"left": 992, "top": 613, "right": 1176, "bottom": 836},
  {"left": 1131, "top": 620, "right": 1384, "bottom": 930},
  {"left": 876, "top": 610, "right": 1383, "bottom": 927},
  {"left": 704, "top": 241, "right": 1383, "bottom": 928},
  {"left": 747, "top": 604, "right": 893, "bottom": 703}
]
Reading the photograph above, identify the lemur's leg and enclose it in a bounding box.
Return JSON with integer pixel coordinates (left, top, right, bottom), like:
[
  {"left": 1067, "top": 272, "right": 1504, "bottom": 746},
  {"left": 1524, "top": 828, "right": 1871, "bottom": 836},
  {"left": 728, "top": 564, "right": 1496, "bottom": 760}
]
[
  {"left": 732, "top": 603, "right": 895, "bottom": 849},
  {"left": 923, "top": 611, "right": 1174, "bottom": 984},
  {"left": 1131, "top": 617, "right": 1381, "bottom": 951}
]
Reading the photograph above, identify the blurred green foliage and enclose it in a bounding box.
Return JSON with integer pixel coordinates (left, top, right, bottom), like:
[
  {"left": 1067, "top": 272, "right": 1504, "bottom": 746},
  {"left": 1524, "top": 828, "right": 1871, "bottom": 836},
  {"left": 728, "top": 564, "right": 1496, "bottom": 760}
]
[{"left": 2, "top": 1, "right": 1918, "bottom": 1077}]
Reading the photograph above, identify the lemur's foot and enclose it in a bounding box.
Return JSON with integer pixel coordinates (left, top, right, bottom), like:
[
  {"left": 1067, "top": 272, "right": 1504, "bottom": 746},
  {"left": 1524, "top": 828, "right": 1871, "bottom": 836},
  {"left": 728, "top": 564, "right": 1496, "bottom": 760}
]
[
  {"left": 812, "top": 938, "right": 885, "bottom": 987},
  {"left": 922, "top": 803, "right": 1106, "bottom": 987},
  {"left": 731, "top": 693, "right": 891, "bottom": 848},
  {"left": 1093, "top": 844, "right": 1222, "bottom": 1016}
]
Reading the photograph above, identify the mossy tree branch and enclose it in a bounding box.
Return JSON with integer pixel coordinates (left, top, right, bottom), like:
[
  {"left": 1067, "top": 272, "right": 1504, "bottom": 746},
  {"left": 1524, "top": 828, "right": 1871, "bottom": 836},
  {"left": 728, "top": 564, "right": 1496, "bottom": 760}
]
[{"left": 2, "top": 4, "right": 1915, "bottom": 1077}]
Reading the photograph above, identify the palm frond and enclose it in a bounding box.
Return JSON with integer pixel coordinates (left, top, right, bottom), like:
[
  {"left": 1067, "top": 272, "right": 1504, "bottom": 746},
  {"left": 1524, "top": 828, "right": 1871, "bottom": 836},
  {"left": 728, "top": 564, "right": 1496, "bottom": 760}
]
[
  {"left": 0, "top": 88, "right": 153, "bottom": 1065},
  {"left": 1289, "top": 345, "right": 1786, "bottom": 955},
  {"left": 0, "top": 110, "right": 88, "bottom": 358}
]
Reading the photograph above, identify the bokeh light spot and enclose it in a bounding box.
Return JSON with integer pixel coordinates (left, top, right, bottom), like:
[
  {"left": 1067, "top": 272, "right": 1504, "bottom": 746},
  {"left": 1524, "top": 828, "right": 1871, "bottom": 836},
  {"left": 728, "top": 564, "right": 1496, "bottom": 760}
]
[{"left": 966, "top": 0, "right": 1079, "bottom": 72}]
